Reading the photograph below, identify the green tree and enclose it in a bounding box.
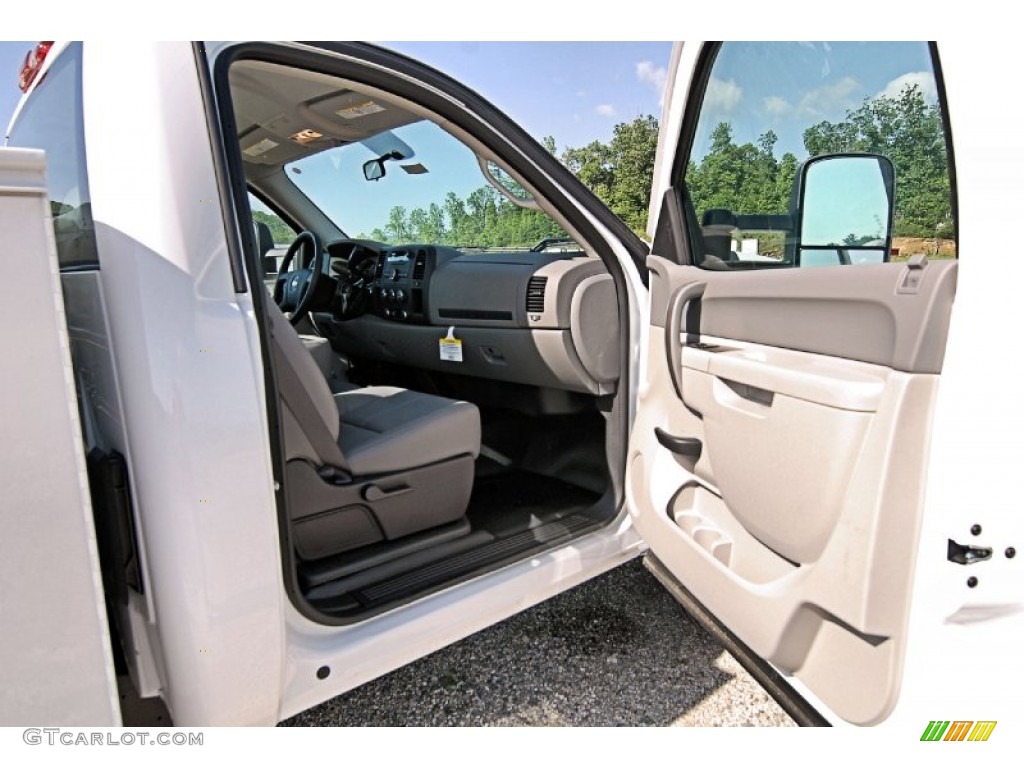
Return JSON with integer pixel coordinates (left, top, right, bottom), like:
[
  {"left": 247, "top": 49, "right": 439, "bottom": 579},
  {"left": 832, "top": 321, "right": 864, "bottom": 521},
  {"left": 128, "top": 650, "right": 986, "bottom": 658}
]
[
  {"left": 385, "top": 206, "right": 411, "bottom": 242},
  {"left": 252, "top": 211, "right": 294, "bottom": 245},
  {"left": 561, "top": 139, "right": 614, "bottom": 202},
  {"left": 359, "top": 116, "right": 663, "bottom": 246},
  {"left": 559, "top": 115, "right": 659, "bottom": 235},
  {"left": 803, "top": 85, "right": 952, "bottom": 238},
  {"left": 686, "top": 124, "right": 795, "bottom": 217},
  {"left": 367, "top": 185, "right": 566, "bottom": 250},
  {"left": 407, "top": 203, "right": 448, "bottom": 243},
  {"left": 606, "top": 115, "right": 660, "bottom": 233}
]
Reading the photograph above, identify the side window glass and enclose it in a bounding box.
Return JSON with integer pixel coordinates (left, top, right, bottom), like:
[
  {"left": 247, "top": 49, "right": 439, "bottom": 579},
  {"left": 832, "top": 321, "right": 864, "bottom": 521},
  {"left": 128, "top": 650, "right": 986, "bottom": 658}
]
[
  {"left": 684, "top": 42, "right": 955, "bottom": 270},
  {"left": 7, "top": 42, "right": 98, "bottom": 271},
  {"left": 248, "top": 192, "right": 296, "bottom": 280}
]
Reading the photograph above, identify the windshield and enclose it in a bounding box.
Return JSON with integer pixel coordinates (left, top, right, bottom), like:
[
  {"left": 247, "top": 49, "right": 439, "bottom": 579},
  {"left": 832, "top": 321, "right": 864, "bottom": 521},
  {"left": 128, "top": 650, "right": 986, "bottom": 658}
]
[{"left": 285, "top": 120, "right": 569, "bottom": 250}]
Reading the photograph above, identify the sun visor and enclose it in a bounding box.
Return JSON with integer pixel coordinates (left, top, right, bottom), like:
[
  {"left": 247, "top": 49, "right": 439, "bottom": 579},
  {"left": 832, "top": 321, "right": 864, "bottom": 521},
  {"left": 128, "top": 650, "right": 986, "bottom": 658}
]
[{"left": 359, "top": 131, "right": 417, "bottom": 163}]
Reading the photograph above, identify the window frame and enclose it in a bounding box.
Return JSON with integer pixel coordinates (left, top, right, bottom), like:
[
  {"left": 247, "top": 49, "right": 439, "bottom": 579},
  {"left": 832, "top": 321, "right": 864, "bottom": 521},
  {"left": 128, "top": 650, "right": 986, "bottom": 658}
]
[
  {"left": 667, "top": 41, "right": 959, "bottom": 271},
  {"left": 7, "top": 41, "right": 99, "bottom": 273}
]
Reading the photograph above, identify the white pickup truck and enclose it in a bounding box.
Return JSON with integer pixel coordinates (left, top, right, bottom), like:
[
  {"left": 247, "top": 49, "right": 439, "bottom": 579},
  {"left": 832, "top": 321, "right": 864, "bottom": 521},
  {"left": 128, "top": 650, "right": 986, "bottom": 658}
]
[{"left": 1, "top": 40, "right": 1020, "bottom": 731}]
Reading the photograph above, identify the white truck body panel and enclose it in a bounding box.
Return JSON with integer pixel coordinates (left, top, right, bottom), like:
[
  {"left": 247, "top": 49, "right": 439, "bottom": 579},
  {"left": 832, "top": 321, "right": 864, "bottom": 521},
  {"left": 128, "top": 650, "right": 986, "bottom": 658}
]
[{"left": 0, "top": 147, "right": 120, "bottom": 725}]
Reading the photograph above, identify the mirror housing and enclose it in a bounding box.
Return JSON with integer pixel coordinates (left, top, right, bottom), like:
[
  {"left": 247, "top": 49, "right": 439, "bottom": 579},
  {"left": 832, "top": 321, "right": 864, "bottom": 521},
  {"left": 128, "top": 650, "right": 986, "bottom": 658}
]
[
  {"left": 791, "top": 153, "right": 895, "bottom": 266},
  {"left": 254, "top": 220, "right": 274, "bottom": 259},
  {"left": 253, "top": 220, "right": 277, "bottom": 274}
]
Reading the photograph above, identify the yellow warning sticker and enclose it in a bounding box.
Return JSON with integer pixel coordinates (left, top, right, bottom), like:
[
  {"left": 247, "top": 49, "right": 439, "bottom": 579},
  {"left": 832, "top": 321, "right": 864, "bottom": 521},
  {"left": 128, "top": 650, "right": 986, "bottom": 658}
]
[{"left": 440, "top": 327, "right": 463, "bottom": 362}]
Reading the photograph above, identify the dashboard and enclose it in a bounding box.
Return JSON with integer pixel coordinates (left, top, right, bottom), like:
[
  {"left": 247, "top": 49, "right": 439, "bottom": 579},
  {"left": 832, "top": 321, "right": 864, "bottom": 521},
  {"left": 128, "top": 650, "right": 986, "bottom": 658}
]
[{"left": 316, "top": 240, "right": 621, "bottom": 398}]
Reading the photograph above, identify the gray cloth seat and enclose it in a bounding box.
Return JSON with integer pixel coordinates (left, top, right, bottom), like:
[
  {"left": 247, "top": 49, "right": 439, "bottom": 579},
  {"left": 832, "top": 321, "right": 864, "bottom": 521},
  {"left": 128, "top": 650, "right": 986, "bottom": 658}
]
[
  {"left": 264, "top": 299, "right": 480, "bottom": 559},
  {"left": 267, "top": 301, "right": 480, "bottom": 473},
  {"left": 300, "top": 334, "right": 360, "bottom": 393},
  {"left": 335, "top": 386, "right": 480, "bottom": 476}
]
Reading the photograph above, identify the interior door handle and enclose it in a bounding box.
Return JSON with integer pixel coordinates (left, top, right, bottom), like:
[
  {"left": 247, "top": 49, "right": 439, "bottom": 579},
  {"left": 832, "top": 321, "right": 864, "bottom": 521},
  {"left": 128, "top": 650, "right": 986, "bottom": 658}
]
[
  {"left": 665, "top": 282, "right": 706, "bottom": 400},
  {"left": 655, "top": 427, "right": 703, "bottom": 460}
]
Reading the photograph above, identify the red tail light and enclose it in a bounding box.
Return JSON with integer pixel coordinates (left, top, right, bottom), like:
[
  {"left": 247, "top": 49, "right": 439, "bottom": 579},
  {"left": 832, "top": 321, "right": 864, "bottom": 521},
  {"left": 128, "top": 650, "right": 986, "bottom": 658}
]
[{"left": 18, "top": 41, "right": 54, "bottom": 93}]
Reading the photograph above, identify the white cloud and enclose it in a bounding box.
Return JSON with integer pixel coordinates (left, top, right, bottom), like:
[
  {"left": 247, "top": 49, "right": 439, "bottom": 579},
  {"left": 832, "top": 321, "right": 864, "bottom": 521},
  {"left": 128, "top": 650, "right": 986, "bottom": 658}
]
[
  {"left": 635, "top": 60, "right": 667, "bottom": 92},
  {"left": 704, "top": 77, "right": 743, "bottom": 113},
  {"left": 763, "top": 95, "right": 792, "bottom": 117},
  {"left": 795, "top": 76, "right": 861, "bottom": 118},
  {"left": 636, "top": 60, "right": 668, "bottom": 107},
  {"left": 877, "top": 71, "right": 938, "bottom": 102},
  {"left": 595, "top": 103, "right": 617, "bottom": 117}
]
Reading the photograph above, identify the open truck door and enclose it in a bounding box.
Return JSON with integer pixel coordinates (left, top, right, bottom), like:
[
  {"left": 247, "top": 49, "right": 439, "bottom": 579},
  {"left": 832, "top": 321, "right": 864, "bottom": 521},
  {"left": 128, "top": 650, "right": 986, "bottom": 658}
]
[{"left": 626, "top": 41, "right": 961, "bottom": 725}]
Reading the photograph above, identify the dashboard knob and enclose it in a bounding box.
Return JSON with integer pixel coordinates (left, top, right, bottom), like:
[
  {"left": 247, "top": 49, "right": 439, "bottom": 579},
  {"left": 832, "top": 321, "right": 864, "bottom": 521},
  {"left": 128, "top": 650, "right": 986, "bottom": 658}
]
[
  {"left": 395, "top": 289, "right": 405, "bottom": 302},
  {"left": 399, "top": 309, "right": 409, "bottom": 320}
]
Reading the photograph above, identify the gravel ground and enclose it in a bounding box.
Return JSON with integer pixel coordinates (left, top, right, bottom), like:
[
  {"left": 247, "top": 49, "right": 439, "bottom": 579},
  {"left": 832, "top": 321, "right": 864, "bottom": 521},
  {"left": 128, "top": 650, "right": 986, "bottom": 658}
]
[{"left": 283, "top": 558, "right": 795, "bottom": 727}]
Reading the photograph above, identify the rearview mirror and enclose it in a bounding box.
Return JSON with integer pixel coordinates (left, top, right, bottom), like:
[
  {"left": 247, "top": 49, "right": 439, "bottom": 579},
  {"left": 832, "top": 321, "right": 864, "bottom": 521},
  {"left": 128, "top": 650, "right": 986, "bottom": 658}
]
[
  {"left": 362, "top": 150, "right": 405, "bottom": 182},
  {"left": 794, "top": 153, "right": 895, "bottom": 266},
  {"left": 363, "top": 158, "right": 385, "bottom": 181}
]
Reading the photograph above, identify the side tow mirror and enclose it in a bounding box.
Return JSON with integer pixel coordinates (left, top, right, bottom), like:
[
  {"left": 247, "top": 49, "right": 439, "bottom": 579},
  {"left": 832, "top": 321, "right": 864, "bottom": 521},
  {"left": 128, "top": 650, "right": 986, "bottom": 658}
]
[{"left": 791, "top": 153, "right": 895, "bottom": 266}]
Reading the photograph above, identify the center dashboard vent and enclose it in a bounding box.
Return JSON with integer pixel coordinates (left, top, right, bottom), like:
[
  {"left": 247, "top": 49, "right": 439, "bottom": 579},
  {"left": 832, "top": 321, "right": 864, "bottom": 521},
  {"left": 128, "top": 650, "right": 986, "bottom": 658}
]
[
  {"left": 413, "top": 250, "right": 427, "bottom": 280},
  {"left": 526, "top": 276, "right": 547, "bottom": 314}
]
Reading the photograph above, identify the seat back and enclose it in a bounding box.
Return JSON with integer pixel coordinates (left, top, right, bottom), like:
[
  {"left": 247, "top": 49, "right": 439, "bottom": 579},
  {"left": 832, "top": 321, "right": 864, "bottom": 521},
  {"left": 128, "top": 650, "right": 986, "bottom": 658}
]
[{"left": 264, "top": 299, "right": 349, "bottom": 471}]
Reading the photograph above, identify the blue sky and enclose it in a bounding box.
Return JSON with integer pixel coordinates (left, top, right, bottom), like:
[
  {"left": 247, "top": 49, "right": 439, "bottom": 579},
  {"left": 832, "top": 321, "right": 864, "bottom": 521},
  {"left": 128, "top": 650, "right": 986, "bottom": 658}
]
[
  {"left": 1, "top": 41, "right": 939, "bottom": 235},
  {"left": 1, "top": 42, "right": 671, "bottom": 150},
  {"left": 3, "top": 41, "right": 937, "bottom": 160},
  {"left": 376, "top": 42, "right": 672, "bottom": 150},
  {"left": 0, "top": 41, "right": 671, "bottom": 237},
  {"left": 692, "top": 42, "right": 938, "bottom": 160},
  {"left": 1, "top": 41, "right": 33, "bottom": 131}
]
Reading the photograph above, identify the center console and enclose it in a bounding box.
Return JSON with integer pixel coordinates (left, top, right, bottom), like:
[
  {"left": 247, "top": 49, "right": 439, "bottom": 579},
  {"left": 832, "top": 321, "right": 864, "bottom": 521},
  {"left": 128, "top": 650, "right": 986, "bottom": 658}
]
[{"left": 369, "top": 246, "right": 438, "bottom": 323}]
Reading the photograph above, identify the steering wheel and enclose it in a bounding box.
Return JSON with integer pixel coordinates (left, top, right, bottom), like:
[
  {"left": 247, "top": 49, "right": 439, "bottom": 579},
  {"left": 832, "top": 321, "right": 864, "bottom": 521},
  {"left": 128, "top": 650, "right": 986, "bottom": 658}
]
[
  {"left": 273, "top": 231, "right": 326, "bottom": 326},
  {"left": 332, "top": 247, "right": 375, "bottom": 320}
]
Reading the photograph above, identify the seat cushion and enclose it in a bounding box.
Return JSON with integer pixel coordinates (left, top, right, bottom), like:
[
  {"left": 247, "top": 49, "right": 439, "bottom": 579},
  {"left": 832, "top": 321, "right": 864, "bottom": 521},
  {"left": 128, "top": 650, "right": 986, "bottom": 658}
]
[{"left": 335, "top": 386, "right": 480, "bottom": 476}]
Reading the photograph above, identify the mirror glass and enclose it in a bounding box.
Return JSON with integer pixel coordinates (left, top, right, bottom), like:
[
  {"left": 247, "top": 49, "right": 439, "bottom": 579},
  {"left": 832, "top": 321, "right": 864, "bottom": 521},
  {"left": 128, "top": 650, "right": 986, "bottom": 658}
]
[
  {"left": 800, "top": 156, "right": 891, "bottom": 248},
  {"left": 363, "top": 159, "right": 385, "bottom": 182}
]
